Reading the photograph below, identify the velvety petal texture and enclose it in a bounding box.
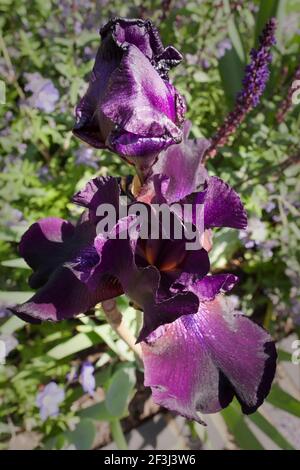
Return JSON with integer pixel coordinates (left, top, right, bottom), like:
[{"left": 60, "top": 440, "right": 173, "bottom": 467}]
[
  {"left": 91, "top": 220, "right": 207, "bottom": 341},
  {"left": 196, "top": 176, "right": 248, "bottom": 230},
  {"left": 142, "top": 296, "right": 277, "bottom": 422},
  {"left": 13, "top": 176, "right": 211, "bottom": 339},
  {"left": 12, "top": 216, "right": 123, "bottom": 323},
  {"left": 73, "top": 18, "right": 185, "bottom": 166}
]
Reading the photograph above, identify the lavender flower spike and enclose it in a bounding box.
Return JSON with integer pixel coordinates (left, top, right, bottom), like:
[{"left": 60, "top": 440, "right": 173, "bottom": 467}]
[{"left": 207, "top": 18, "right": 277, "bottom": 157}]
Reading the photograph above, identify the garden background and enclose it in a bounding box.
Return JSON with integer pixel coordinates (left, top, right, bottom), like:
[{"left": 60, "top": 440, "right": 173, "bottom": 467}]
[{"left": 0, "top": 0, "right": 299, "bottom": 450}]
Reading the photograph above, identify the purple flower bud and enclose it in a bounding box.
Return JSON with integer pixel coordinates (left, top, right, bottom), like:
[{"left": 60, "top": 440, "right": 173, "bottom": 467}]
[{"left": 73, "top": 18, "right": 185, "bottom": 172}]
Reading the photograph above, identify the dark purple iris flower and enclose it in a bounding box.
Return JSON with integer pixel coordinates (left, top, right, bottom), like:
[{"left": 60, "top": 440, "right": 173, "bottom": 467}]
[
  {"left": 134, "top": 126, "right": 275, "bottom": 421},
  {"left": 11, "top": 167, "right": 276, "bottom": 420},
  {"left": 73, "top": 18, "right": 185, "bottom": 172},
  {"left": 10, "top": 160, "right": 276, "bottom": 421},
  {"left": 11, "top": 14, "right": 277, "bottom": 422},
  {"left": 11, "top": 176, "right": 209, "bottom": 340}
]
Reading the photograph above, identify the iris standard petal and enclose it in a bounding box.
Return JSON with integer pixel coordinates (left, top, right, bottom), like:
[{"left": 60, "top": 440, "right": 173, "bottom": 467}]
[
  {"left": 101, "top": 45, "right": 182, "bottom": 142},
  {"left": 202, "top": 176, "right": 247, "bottom": 230}
]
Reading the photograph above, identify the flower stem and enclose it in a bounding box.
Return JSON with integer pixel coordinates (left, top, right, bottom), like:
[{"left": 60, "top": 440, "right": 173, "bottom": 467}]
[{"left": 102, "top": 299, "right": 143, "bottom": 361}]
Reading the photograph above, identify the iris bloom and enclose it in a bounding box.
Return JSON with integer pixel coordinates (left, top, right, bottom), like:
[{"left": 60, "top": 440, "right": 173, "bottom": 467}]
[
  {"left": 73, "top": 18, "right": 185, "bottom": 171},
  {"left": 11, "top": 175, "right": 208, "bottom": 341},
  {"left": 10, "top": 131, "right": 276, "bottom": 422}
]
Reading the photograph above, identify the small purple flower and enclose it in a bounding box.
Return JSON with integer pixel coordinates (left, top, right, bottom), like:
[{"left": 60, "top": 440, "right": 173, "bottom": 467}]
[
  {"left": 263, "top": 201, "right": 276, "bottom": 213},
  {"left": 0, "top": 334, "right": 18, "bottom": 360},
  {"left": 201, "top": 58, "right": 210, "bottom": 70},
  {"left": 0, "top": 308, "right": 11, "bottom": 319},
  {"left": 73, "top": 18, "right": 185, "bottom": 173},
  {"left": 216, "top": 38, "right": 232, "bottom": 59},
  {"left": 80, "top": 361, "right": 96, "bottom": 395},
  {"left": 36, "top": 382, "right": 65, "bottom": 421},
  {"left": 24, "top": 73, "right": 59, "bottom": 113},
  {"left": 74, "top": 147, "right": 98, "bottom": 169},
  {"left": 37, "top": 165, "right": 53, "bottom": 182}
]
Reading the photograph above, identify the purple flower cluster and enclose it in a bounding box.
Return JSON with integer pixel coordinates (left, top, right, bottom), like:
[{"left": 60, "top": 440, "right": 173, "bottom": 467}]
[
  {"left": 11, "top": 17, "right": 277, "bottom": 424},
  {"left": 207, "top": 18, "right": 276, "bottom": 156},
  {"left": 237, "top": 19, "right": 276, "bottom": 108}
]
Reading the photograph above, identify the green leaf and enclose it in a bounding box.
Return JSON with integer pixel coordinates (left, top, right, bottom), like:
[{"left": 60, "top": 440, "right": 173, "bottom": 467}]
[
  {"left": 1, "top": 258, "right": 30, "bottom": 269},
  {"left": 277, "top": 349, "right": 292, "bottom": 362},
  {"left": 218, "top": 48, "right": 243, "bottom": 108},
  {"left": 249, "top": 411, "right": 294, "bottom": 449},
  {"left": 267, "top": 385, "right": 300, "bottom": 417},
  {"left": 0, "top": 316, "right": 25, "bottom": 335},
  {"left": 46, "top": 419, "right": 96, "bottom": 450},
  {"left": 221, "top": 402, "right": 264, "bottom": 449},
  {"left": 78, "top": 401, "right": 112, "bottom": 422},
  {"left": 47, "top": 331, "right": 102, "bottom": 359},
  {"left": 0, "top": 291, "right": 32, "bottom": 305},
  {"left": 227, "top": 16, "right": 245, "bottom": 63},
  {"left": 65, "top": 418, "right": 96, "bottom": 450},
  {"left": 105, "top": 367, "right": 135, "bottom": 418},
  {"left": 255, "top": 0, "right": 278, "bottom": 43}
]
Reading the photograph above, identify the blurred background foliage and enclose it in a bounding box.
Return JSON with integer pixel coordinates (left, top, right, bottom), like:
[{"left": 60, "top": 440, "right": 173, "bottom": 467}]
[{"left": 0, "top": 0, "right": 299, "bottom": 450}]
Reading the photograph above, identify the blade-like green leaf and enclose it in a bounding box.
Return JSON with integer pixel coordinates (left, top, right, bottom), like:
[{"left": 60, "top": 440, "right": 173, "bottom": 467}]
[
  {"left": 47, "top": 331, "right": 102, "bottom": 359},
  {"left": 218, "top": 47, "right": 244, "bottom": 109},
  {"left": 1, "top": 258, "right": 30, "bottom": 269},
  {"left": 227, "top": 16, "right": 245, "bottom": 63},
  {"left": 65, "top": 419, "right": 96, "bottom": 450},
  {"left": 0, "top": 316, "right": 25, "bottom": 335},
  {"left": 249, "top": 411, "right": 294, "bottom": 449},
  {"left": 0, "top": 291, "right": 32, "bottom": 305},
  {"left": 221, "top": 402, "right": 264, "bottom": 449},
  {"left": 277, "top": 348, "right": 292, "bottom": 362},
  {"left": 255, "top": 0, "right": 278, "bottom": 43},
  {"left": 267, "top": 385, "right": 300, "bottom": 417},
  {"left": 105, "top": 367, "right": 136, "bottom": 418}
]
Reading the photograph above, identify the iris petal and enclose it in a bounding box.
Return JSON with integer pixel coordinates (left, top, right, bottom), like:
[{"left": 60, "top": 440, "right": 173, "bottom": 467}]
[{"left": 142, "top": 296, "right": 276, "bottom": 422}]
